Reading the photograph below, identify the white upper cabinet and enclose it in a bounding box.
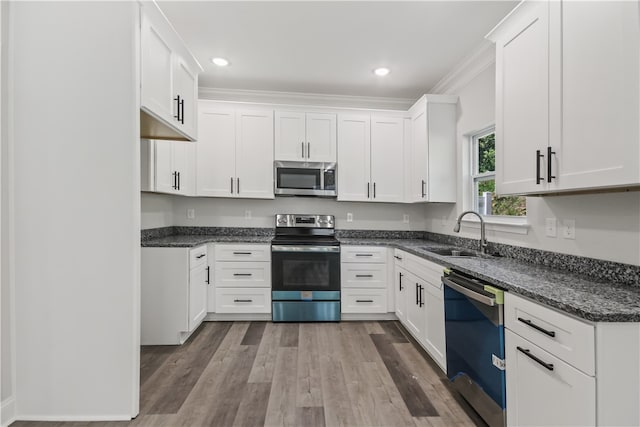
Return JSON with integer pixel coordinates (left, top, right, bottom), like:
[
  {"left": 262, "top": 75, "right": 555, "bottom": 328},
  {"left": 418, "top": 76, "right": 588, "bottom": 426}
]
[
  {"left": 197, "top": 101, "right": 274, "bottom": 199},
  {"left": 337, "top": 114, "right": 405, "bottom": 202},
  {"left": 275, "top": 111, "right": 337, "bottom": 162},
  {"left": 141, "top": 139, "right": 195, "bottom": 196},
  {"left": 408, "top": 95, "right": 458, "bottom": 203},
  {"left": 140, "top": 2, "right": 202, "bottom": 142},
  {"left": 487, "top": 0, "right": 640, "bottom": 195}
]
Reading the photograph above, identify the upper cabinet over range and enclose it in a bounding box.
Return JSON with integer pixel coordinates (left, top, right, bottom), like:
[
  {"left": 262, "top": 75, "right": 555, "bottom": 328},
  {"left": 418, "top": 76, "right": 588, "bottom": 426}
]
[
  {"left": 487, "top": 0, "right": 639, "bottom": 195},
  {"left": 140, "top": 2, "right": 203, "bottom": 142},
  {"left": 275, "top": 112, "right": 337, "bottom": 162}
]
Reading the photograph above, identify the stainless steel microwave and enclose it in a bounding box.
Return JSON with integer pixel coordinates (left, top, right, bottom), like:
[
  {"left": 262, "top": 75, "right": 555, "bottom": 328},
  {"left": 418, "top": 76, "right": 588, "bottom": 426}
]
[{"left": 274, "top": 161, "right": 337, "bottom": 197}]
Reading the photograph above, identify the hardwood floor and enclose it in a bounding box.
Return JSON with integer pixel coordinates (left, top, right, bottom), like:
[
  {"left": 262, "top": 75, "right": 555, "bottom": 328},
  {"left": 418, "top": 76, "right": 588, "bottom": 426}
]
[{"left": 13, "top": 321, "right": 486, "bottom": 427}]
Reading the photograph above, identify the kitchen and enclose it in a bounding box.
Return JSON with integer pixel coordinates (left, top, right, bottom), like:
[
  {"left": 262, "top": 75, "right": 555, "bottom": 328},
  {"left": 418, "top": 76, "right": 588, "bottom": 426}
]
[{"left": 1, "top": 1, "right": 639, "bottom": 427}]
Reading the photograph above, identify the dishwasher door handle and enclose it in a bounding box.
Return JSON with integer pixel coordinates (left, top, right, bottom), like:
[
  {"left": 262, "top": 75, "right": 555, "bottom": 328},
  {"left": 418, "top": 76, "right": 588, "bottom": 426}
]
[{"left": 442, "top": 276, "right": 496, "bottom": 306}]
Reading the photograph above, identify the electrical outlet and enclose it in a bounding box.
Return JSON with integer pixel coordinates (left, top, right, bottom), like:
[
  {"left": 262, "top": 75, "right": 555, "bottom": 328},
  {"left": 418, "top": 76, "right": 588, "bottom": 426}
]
[
  {"left": 347, "top": 213, "right": 353, "bottom": 222},
  {"left": 562, "top": 219, "right": 576, "bottom": 239},
  {"left": 545, "top": 218, "right": 557, "bottom": 237},
  {"left": 244, "top": 210, "right": 252, "bottom": 220},
  {"left": 403, "top": 214, "right": 410, "bottom": 223},
  {"left": 186, "top": 209, "right": 195, "bottom": 219}
]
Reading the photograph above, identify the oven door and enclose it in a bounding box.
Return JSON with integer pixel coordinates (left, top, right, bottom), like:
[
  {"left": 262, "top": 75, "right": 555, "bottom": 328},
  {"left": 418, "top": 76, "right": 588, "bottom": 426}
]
[{"left": 271, "top": 245, "right": 340, "bottom": 292}]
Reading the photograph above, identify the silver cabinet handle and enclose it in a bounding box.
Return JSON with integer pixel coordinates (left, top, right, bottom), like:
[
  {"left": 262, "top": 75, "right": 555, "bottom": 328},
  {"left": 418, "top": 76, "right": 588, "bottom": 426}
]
[
  {"left": 230, "top": 177, "right": 234, "bottom": 194},
  {"left": 356, "top": 299, "right": 374, "bottom": 303},
  {"left": 233, "top": 273, "right": 253, "bottom": 277},
  {"left": 307, "top": 142, "right": 310, "bottom": 158},
  {"left": 234, "top": 299, "right": 253, "bottom": 303},
  {"left": 355, "top": 274, "right": 373, "bottom": 278},
  {"left": 355, "top": 254, "right": 373, "bottom": 257},
  {"left": 301, "top": 142, "right": 304, "bottom": 158}
]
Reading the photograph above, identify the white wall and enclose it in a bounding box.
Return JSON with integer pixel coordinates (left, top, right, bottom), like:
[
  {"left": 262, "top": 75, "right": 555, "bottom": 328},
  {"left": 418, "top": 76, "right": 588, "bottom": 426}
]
[
  {"left": 170, "top": 196, "right": 428, "bottom": 231},
  {"left": 141, "top": 192, "right": 174, "bottom": 230},
  {"left": 426, "top": 62, "right": 640, "bottom": 266},
  {"left": 10, "top": 2, "right": 139, "bottom": 420}
]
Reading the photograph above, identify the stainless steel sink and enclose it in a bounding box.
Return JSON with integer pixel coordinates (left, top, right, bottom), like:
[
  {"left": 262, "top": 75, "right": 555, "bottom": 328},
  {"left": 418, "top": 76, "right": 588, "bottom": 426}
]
[{"left": 421, "top": 247, "right": 479, "bottom": 257}]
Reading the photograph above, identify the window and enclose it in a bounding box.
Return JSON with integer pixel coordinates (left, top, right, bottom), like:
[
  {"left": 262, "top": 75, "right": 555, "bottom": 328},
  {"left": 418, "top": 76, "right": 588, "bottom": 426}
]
[{"left": 471, "top": 128, "right": 526, "bottom": 217}]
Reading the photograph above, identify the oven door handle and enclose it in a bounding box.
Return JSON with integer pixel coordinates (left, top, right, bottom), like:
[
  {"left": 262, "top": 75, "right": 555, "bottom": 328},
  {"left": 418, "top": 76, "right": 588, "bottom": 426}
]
[
  {"left": 442, "top": 276, "right": 496, "bottom": 306},
  {"left": 271, "top": 245, "right": 340, "bottom": 253}
]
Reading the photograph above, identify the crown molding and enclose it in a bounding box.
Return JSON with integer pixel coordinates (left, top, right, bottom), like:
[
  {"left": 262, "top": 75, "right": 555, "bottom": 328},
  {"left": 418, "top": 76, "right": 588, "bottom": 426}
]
[
  {"left": 198, "top": 87, "right": 415, "bottom": 111},
  {"left": 429, "top": 41, "right": 496, "bottom": 95}
]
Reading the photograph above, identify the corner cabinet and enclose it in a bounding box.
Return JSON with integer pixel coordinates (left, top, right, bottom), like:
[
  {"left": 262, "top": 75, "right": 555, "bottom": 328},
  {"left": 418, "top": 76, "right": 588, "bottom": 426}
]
[
  {"left": 337, "top": 114, "right": 405, "bottom": 203},
  {"left": 197, "top": 102, "right": 274, "bottom": 199},
  {"left": 408, "top": 95, "right": 458, "bottom": 203},
  {"left": 487, "top": 0, "right": 640, "bottom": 195},
  {"left": 274, "top": 111, "right": 336, "bottom": 162},
  {"left": 140, "top": 2, "right": 202, "bottom": 142}
]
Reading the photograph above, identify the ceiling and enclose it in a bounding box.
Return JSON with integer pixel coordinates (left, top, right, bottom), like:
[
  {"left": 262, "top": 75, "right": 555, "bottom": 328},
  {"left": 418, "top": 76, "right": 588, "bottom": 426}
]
[{"left": 158, "top": 1, "right": 517, "bottom": 100}]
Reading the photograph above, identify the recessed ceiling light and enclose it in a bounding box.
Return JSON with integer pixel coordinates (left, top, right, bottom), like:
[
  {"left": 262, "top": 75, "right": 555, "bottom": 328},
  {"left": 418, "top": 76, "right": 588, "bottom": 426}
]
[
  {"left": 211, "top": 57, "right": 229, "bottom": 67},
  {"left": 374, "top": 67, "right": 390, "bottom": 77}
]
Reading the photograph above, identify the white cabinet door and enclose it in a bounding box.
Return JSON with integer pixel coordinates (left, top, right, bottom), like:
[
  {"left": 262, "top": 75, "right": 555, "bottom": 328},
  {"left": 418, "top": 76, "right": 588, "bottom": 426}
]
[
  {"left": 557, "top": 1, "right": 640, "bottom": 191},
  {"left": 173, "top": 54, "right": 198, "bottom": 140},
  {"left": 337, "top": 114, "right": 371, "bottom": 201},
  {"left": 154, "top": 140, "right": 177, "bottom": 194},
  {"left": 235, "top": 110, "right": 274, "bottom": 199},
  {"left": 189, "top": 263, "right": 208, "bottom": 332},
  {"left": 505, "top": 329, "right": 596, "bottom": 427},
  {"left": 140, "top": 11, "right": 173, "bottom": 125},
  {"left": 274, "top": 111, "right": 306, "bottom": 161},
  {"left": 172, "top": 142, "right": 187, "bottom": 194},
  {"left": 197, "top": 106, "right": 236, "bottom": 197},
  {"left": 423, "top": 279, "right": 446, "bottom": 371},
  {"left": 404, "top": 272, "right": 425, "bottom": 342},
  {"left": 206, "top": 244, "right": 216, "bottom": 313},
  {"left": 306, "top": 113, "right": 337, "bottom": 162},
  {"left": 395, "top": 267, "right": 407, "bottom": 324},
  {"left": 410, "top": 107, "right": 428, "bottom": 201},
  {"left": 371, "top": 116, "right": 404, "bottom": 203},
  {"left": 493, "top": 1, "right": 551, "bottom": 195}
]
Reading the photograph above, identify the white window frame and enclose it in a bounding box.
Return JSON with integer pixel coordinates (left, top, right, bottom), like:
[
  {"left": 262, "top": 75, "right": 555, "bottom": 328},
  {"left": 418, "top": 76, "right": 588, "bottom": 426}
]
[{"left": 462, "top": 125, "right": 529, "bottom": 235}]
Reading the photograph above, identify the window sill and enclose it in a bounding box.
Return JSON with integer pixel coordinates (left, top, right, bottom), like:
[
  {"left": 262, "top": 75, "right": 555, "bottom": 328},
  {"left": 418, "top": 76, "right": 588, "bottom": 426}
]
[{"left": 461, "top": 216, "right": 529, "bottom": 235}]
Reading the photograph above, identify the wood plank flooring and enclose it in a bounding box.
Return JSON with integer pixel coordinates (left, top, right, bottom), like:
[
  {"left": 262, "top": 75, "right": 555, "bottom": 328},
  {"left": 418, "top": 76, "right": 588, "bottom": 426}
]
[{"left": 13, "top": 321, "right": 486, "bottom": 427}]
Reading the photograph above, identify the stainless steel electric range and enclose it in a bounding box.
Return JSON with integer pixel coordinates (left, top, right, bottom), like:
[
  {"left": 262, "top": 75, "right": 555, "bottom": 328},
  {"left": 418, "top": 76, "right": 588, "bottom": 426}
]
[{"left": 271, "top": 214, "right": 341, "bottom": 322}]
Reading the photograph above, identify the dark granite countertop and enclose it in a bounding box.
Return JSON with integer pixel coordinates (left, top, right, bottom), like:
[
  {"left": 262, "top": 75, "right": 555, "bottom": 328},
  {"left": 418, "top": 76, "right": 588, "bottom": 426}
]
[{"left": 142, "top": 232, "right": 640, "bottom": 322}]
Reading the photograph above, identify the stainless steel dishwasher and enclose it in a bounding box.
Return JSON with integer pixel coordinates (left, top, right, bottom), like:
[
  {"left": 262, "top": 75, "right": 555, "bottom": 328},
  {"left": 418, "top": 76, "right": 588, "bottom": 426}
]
[{"left": 442, "top": 268, "right": 506, "bottom": 427}]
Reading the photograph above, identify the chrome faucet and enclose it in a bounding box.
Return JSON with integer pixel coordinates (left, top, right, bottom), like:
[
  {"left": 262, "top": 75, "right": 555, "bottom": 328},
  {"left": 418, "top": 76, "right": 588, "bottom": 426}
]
[{"left": 453, "top": 210, "right": 488, "bottom": 254}]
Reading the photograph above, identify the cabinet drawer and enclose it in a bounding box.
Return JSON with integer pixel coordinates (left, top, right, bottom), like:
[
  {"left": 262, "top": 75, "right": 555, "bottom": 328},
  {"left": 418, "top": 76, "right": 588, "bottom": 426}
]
[
  {"left": 393, "top": 249, "right": 407, "bottom": 268},
  {"left": 214, "top": 261, "right": 270, "bottom": 288},
  {"left": 404, "top": 252, "right": 443, "bottom": 283},
  {"left": 505, "top": 292, "right": 595, "bottom": 375},
  {"left": 189, "top": 245, "right": 208, "bottom": 269},
  {"left": 215, "top": 288, "right": 271, "bottom": 314},
  {"left": 505, "top": 329, "right": 596, "bottom": 427},
  {"left": 214, "top": 244, "right": 271, "bottom": 262},
  {"left": 341, "top": 246, "right": 387, "bottom": 263},
  {"left": 341, "top": 263, "right": 387, "bottom": 288},
  {"left": 341, "top": 288, "right": 387, "bottom": 313}
]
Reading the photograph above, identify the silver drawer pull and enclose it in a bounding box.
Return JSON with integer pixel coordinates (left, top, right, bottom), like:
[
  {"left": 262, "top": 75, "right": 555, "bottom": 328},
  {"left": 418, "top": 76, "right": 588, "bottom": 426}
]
[
  {"left": 356, "top": 299, "right": 374, "bottom": 303},
  {"left": 196, "top": 254, "right": 206, "bottom": 259},
  {"left": 355, "top": 253, "right": 373, "bottom": 257},
  {"left": 233, "top": 251, "right": 252, "bottom": 255},
  {"left": 233, "top": 273, "right": 253, "bottom": 277},
  {"left": 234, "top": 299, "right": 253, "bottom": 303},
  {"left": 355, "top": 274, "right": 373, "bottom": 278}
]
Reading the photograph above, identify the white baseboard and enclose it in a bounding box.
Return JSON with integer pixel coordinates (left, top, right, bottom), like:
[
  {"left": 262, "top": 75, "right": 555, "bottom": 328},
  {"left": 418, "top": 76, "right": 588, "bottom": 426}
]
[
  {"left": 14, "top": 414, "right": 131, "bottom": 422},
  {"left": 205, "top": 313, "right": 271, "bottom": 322},
  {"left": 341, "top": 313, "right": 398, "bottom": 321},
  {"left": 1, "top": 397, "right": 16, "bottom": 427}
]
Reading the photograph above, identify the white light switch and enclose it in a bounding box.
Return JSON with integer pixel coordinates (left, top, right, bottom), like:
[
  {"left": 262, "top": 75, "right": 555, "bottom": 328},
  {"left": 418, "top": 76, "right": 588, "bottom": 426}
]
[
  {"left": 545, "top": 218, "right": 557, "bottom": 237},
  {"left": 562, "top": 219, "right": 576, "bottom": 240},
  {"left": 347, "top": 213, "right": 353, "bottom": 222},
  {"left": 403, "top": 214, "right": 410, "bottom": 223},
  {"left": 186, "top": 209, "right": 195, "bottom": 219}
]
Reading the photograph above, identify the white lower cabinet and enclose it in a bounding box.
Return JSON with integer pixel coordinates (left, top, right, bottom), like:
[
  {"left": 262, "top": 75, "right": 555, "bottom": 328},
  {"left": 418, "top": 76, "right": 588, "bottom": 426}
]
[
  {"left": 213, "top": 243, "right": 271, "bottom": 315},
  {"left": 505, "top": 329, "right": 596, "bottom": 427},
  {"left": 393, "top": 249, "right": 447, "bottom": 371},
  {"left": 141, "top": 245, "right": 208, "bottom": 345},
  {"left": 340, "top": 246, "right": 388, "bottom": 314}
]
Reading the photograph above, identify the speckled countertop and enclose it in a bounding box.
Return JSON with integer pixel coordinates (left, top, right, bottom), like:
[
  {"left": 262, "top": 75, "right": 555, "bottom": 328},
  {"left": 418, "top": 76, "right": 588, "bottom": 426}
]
[{"left": 142, "top": 232, "right": 640, "bottom": 322}]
